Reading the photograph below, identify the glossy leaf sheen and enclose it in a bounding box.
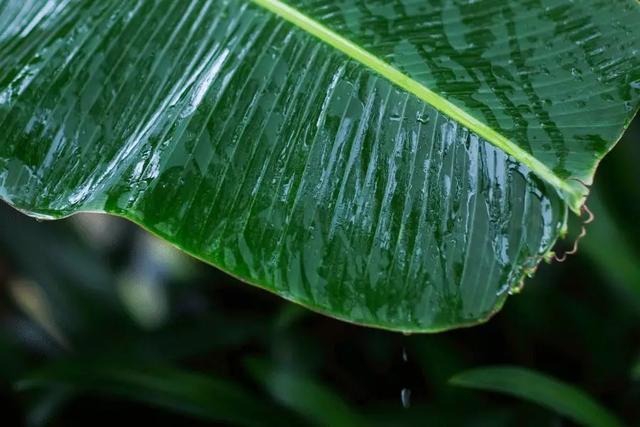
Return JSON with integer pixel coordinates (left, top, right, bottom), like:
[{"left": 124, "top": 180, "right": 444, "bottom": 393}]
[{"left": 0, "top": 0, "right": 639, "bottom": 332}]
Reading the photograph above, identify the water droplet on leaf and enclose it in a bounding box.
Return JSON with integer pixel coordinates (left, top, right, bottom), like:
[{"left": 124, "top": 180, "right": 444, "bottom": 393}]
[
  {"left": 571, "top": 67, "right": 583, "bottom": 81},
  {"left": 416, "top": 112, "right": 429, "bottom": 124}
]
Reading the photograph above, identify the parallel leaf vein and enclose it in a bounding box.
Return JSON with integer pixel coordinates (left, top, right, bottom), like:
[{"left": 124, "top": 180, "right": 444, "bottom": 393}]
[{"left": 250, "top": 0, "right": 586, "bottom": 211}]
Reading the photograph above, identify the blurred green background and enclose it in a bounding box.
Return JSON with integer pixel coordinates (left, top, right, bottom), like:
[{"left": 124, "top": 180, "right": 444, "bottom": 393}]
[{"left": 1, "top": 116, "right": 639, "bottom": 426}]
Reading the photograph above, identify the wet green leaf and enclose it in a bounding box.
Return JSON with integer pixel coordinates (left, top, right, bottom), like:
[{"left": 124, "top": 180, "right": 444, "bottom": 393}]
[
  {"left": 1, "top": 0, "right": 639, "bottom": 332},
  {"left": 450, "top": 366, "right": 624, "bottom": 427}
]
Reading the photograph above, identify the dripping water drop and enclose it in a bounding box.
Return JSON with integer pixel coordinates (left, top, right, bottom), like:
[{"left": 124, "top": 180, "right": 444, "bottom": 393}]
[{"left": 401, "top": 388, "right": 412, "bottom": 408}]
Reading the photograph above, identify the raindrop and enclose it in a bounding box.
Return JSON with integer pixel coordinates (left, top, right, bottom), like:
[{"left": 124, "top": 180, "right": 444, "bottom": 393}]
[
  {"left": 571, "top": 67, "right": 583, "bottom": 81},
  {"left": 402, "top": 347, "right": 408, "bottom": 363},
  {"left": 496, "top": 283, "right": 509, "bottom": 296},
  {"left": 416, "top": 112, "right": 430, "bottom": 124},
  {"left": 402, "top": 331, "right": 412, "bottom": 336},
  {"left": 401, "top": 388, "right": 412, "bottom": 408}
]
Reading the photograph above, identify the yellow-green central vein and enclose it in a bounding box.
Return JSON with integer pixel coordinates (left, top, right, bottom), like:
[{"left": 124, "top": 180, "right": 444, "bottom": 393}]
[{"left": 250, "top": 0, "right": 587, "bottom": 212}]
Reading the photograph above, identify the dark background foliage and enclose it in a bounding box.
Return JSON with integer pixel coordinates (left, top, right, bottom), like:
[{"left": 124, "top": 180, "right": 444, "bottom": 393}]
[{"left": 0, "top": 116, "right": 639, "bottom": 426}]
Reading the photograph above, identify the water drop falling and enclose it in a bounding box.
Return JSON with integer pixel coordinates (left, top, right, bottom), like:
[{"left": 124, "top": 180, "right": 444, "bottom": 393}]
[
  {"left": 401, "top": 388, "right": 412, "bottom": 408},
  {"left": 402, "top": 347, "right": 408, "bottom": 363}
]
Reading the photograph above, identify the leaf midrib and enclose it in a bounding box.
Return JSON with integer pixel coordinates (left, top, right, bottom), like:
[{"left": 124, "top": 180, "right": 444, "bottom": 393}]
[{"left": 250, "top": 0, "right": 586, "bottom": 212}]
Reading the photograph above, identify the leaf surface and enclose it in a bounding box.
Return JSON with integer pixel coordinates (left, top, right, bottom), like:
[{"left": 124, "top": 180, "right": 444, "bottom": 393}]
[{"left": 0, "top": 0, "right": 639, "bottom": 331}]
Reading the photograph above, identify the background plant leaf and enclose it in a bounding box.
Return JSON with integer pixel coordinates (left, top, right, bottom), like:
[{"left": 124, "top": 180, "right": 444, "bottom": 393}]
[
  {"left": 449, "top": 366, "right": 624, "bottom": 427},
  {"left": 246, "top": 358, "right": 368, "bottom": 427},
  {"left": 17, "top": 360, "right": 292, "bottom": 427}
]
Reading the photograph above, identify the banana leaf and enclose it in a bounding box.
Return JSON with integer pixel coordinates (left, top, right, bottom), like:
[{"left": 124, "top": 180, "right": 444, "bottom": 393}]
[{"left": 1, "top": 0, "right": 639, "bottom": 332}]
